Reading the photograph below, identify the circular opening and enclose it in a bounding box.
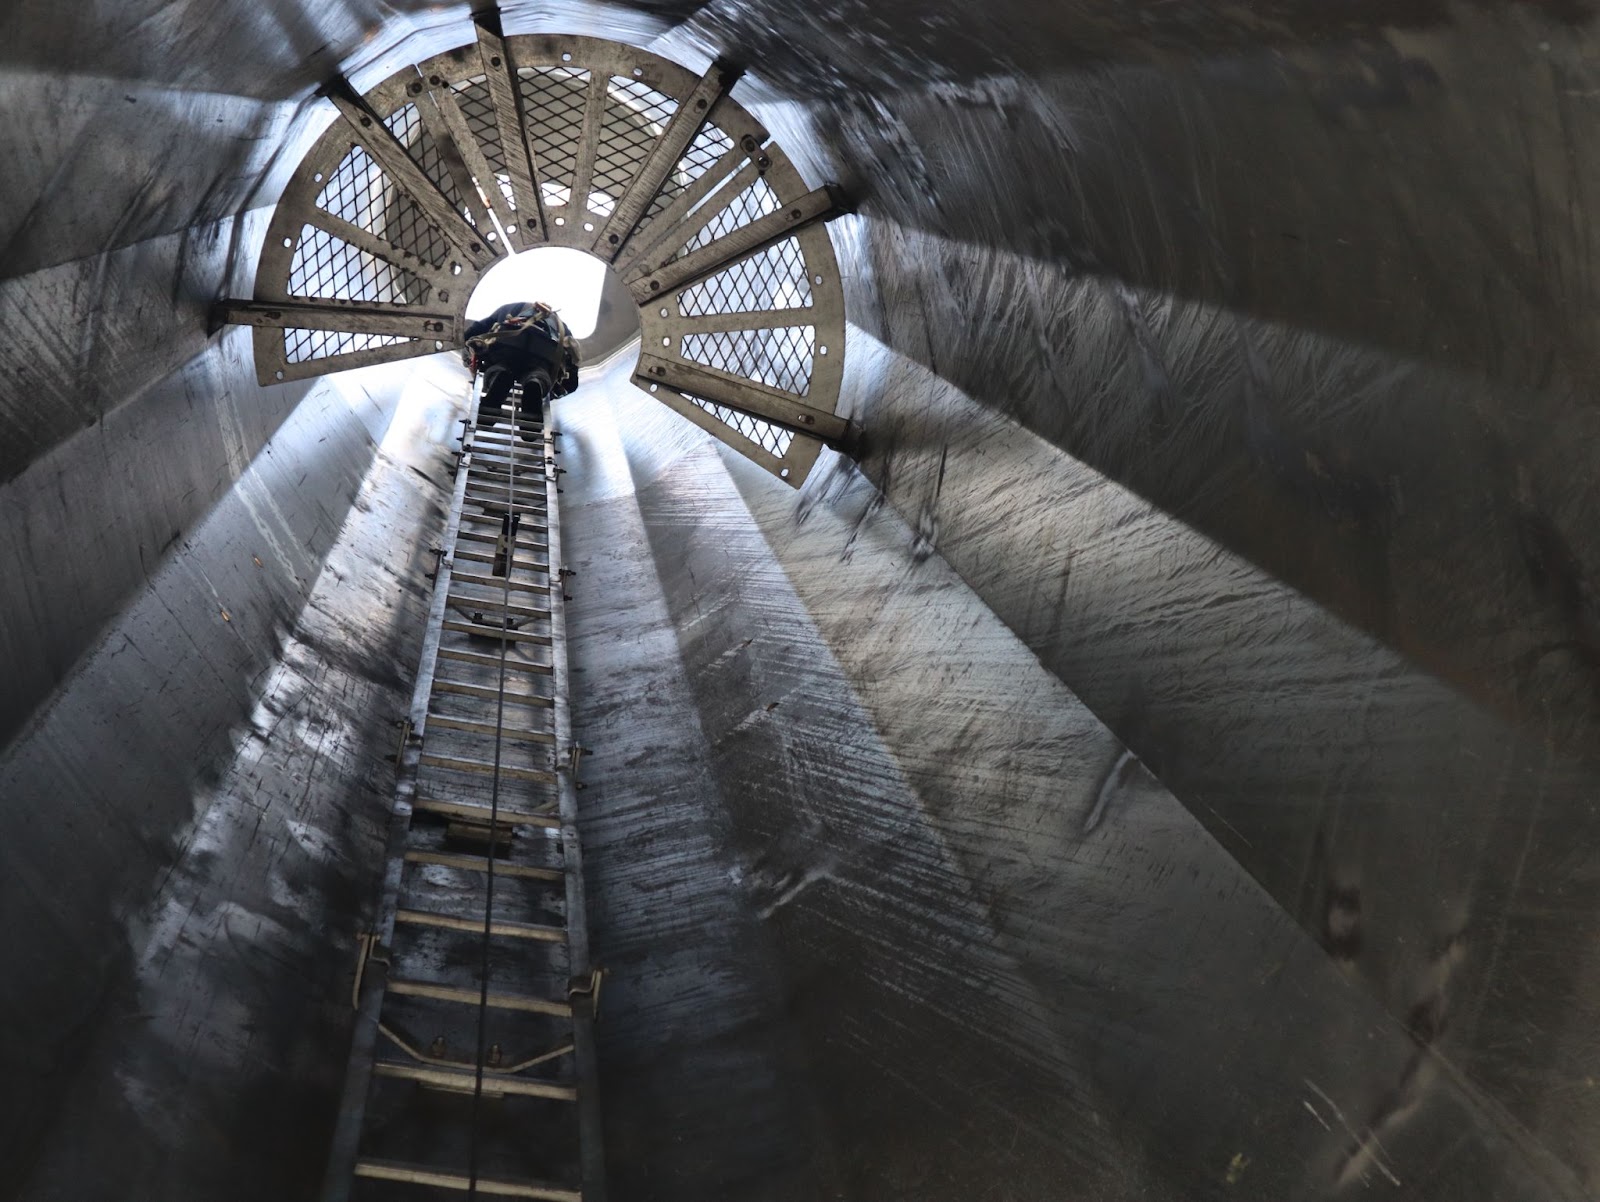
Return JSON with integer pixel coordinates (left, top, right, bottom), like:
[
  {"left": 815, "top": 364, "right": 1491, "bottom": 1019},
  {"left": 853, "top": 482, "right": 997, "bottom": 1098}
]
[
  {"left": 583, "top": 221, "right": 594, "bottom": 232},
  {"left": 632, "top": 67, "right": 643, "bottom": 77},
  {"left": 554, "top": 216, "right": 565, "bottom": 226},
  {"left": 274, "top": 370, "right": 284, "bottom": 380},
  {"left": 465, "top": 246, "right": 610, "bottom": 340},
  {"left": 282, "top": 237, "right": 292, "bottom": 248},
  {"left": 562, "top": 52, "right": 572, "bottom": 61},
  {"left": 814, "top": 274, "right": 823, "bottom": 285},
  {"left": 819, "top": 345, "right": 828, "bottom": 355},
  {"left": 780, "top": 467, "right": 791, "bottom": 478},
  {"left": 661, "top": 336, "right": 669, "bottom": 346},
  {"left": 313, "top": 172, "right": 323, "bottom": 182}
]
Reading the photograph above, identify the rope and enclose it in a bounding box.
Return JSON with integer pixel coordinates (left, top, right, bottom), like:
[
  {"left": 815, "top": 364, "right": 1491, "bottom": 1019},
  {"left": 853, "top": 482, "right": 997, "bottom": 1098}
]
[{"left": 465, "top": 380, "right": 524, "bottom": 1199}]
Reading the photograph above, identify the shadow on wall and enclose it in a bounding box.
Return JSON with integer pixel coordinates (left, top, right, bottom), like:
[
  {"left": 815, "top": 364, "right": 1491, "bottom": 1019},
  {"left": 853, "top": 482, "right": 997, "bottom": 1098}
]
[{"left": 0, "top": 357, "right": 466, "bottom": 1201}]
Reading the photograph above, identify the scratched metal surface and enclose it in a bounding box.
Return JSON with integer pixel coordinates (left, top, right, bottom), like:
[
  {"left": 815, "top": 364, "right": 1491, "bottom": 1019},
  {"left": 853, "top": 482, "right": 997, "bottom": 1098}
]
[
  {"left": 0, "top": 361, "right": 464, "bottom": 1200},
  {"left": 3, "top": 0, "right": 1600, "bottom": 1199},
  {"left": 557, "top": 369, "right": 1589, "bottom": 1200}
]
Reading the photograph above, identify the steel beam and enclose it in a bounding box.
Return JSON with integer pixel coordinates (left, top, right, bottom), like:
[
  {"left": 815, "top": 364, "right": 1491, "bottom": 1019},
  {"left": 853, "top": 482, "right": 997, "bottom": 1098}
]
[
  {"left": 475, "top": 21, "right": 549, "bottom": 246},
  {"left": 628, "top": 183, "right": 846, "bottom": 304},
  {"left": 323, "top": 76, "right": 497, "bottom": 271},
  {"left": 594, "top": 59, "right": 742, "bottom": 261},
  {"left": 218, "top": 299, "right": 459, "bottom": 340},
  {"left": 409, "top": 69, "right": 504, "bottom": 240},
  {"left": 617, "top": 157, "right": 767, "bottom": 281},
  {"left": 634, "top": 351, "right": 852, "bottom": 443}
]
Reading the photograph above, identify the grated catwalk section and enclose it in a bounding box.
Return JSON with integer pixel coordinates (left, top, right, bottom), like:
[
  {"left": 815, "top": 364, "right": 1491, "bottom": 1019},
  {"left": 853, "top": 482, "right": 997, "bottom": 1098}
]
[{"left": 321, "top": 383, "right": 604, "bottom": 1202}]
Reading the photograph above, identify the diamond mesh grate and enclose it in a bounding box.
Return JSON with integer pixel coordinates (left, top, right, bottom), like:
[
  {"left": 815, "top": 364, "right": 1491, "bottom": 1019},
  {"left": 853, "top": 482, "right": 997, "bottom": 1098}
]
[
  {"left": 677, "top": 237, "right": 813, "bottom": 316},
  {"left": 453, "top": 77, "right": 516, "bottom": 210},
  {"left": 284, "top": 328, "right": 416, "bottom": 364},
  {"left": 682, "top": 393, "right": 796, "bottom": 459},
  {"left": 316, "top": 143, "right": 449, "bottom": 268},
  {"left": 519, "top": 66, "right": 590, "bottom": 207},
  {"left": 673, "top": 176, "right": 782, "bottom": 261},
  {"left": 587, "top": 78, "right": 678, "bottom": 218},
  {"left": 386, "top": 103, "right": 471, "bottom": 227},
  {"left": 639, "top": 120, "right": 736, "bottom": 232},
  {"left": 288, "top": 224, "right": 431, "bottom": 304},
  {"left": 317, "top": 145, "right": 387, "bottom": 229},
  {"left": 680, "top": 325, "right": 815, "bottom": 396}
]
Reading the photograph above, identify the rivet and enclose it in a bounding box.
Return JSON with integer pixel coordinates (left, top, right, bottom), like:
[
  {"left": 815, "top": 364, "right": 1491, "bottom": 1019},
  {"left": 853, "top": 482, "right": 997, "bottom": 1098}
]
[
  {"left": 491, "top": 55, "right": 502, "bottom": 67},
  {"left": 649, "top": 280, "right": 660, "bottom": 291},
  {"left": 359, "top": 116, "right": 372, "bottom": 127},
  {"left": 790, "top": 209, "right": 801, "bottom": 219},
  {"left": 695, "top": 97, "right": 707, "bottom": 109},
  {"left": 607, "top": 233, "right": 619, "bottom": 244}
]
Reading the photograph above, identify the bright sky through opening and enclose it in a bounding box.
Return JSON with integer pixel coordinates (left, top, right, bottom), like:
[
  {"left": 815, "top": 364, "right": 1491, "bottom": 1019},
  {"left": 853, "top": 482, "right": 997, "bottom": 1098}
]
[{"left": 465, "top": 247, "right": 607, "bottom": 338}]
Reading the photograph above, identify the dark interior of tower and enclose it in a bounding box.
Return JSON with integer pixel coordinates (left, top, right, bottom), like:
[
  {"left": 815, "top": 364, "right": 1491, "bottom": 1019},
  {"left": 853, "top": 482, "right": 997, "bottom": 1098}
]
[{"left": 3, "top": 2, "right": 1600, "bottom": 1200}]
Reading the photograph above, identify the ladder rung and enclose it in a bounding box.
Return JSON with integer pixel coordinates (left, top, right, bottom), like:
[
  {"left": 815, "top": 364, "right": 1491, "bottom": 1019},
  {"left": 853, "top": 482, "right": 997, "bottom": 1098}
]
[
  {"left": 371, "top": 1060, "right": 576, "bottom": 1099},
  {"left": 470, "top": 446, "right": 546, "bottom": 463},
  {"left": 388, "top": 978, "right": 571, "bottom": 1017},
  {"left": 427, "top": 713, "right": 556, "bottom": 744},
  {"left": 436, "top": 649, "right": 553, "bottom": 675},
  {"left": 463, "top": 472, "right": 544, "bottom": 488},
  {"left": 467, "top": 445, "right": 543, "bottom": 459},
  {"left": 441, "top": 620, "right": 552, "bottom": 645},
  {"left": 449, "top": 571, "right": 551, "bottom": 592},
  {"left": 446, "top": 594, "right": 551, "bottom": 621},
  {"left": 463, "top": 501, "right": 548, "bottom": 517},
  {"left": 464, "top": 472, "right": 544, "bottom": 488},
  {"left": 453, "top": 548, "right": 551, "bottom": 569},
  {"left": 460, "top": 480, "right": 547, "bottom": 499},
  {"left": 404, "top": 850, "right": 563, "bottom": 881},
  {"left": 421, "top": 752, "right": 554, "bottom": 782},
  {"left": 432, "top": 680, "right": 552, "bottom": 706},
  {"left": 394, "top": 908, "right": 566, "bottom": 942},
  {"left": 414, "top": 796, "right": 559, "bottom": 828},
  {"left": 455, "top": 529, "right": 550, "bottom": 552},
  {"left": 353, "top": 1158, "right": 580, "bottom": 1200}
]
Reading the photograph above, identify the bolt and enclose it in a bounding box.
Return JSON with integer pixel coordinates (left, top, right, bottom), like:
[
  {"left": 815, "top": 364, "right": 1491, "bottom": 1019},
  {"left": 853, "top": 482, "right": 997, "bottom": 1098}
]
[
  {"left": 608, "top": 233, "right": 619, "bottom": 244},
  {"left": 359, "top": 116, "right": 372, "bottom": 127},
  {"left": 491, "top": 55, "right": 502, "bottom": 67},
  {"left": 408, "top": 81, "right": 422, "bottom": 94},
  {"left": 695, "top": 97, "right": 708, "bottom": 109},
  {"left": 649, "top": 280, "right": 660, "bottom": 291}
]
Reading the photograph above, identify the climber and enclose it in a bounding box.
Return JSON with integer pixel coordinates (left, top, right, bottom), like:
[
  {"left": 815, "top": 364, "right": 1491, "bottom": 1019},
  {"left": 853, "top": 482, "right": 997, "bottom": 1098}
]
[{"left": 462, "top": 300, "right": 581, "bottom": 434}]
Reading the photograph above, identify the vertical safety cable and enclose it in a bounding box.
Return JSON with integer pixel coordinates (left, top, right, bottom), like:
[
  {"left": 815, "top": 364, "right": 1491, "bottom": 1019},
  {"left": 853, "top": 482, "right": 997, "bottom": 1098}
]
[{"left": 466, "top": 384, "right": 520, "bottom": 1199}]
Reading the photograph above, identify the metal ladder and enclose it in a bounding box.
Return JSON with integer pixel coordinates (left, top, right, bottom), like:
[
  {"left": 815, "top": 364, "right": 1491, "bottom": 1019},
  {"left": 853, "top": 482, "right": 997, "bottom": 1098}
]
[{"left": 322, "top": 382, "right": 604, "bottom": 1202}]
